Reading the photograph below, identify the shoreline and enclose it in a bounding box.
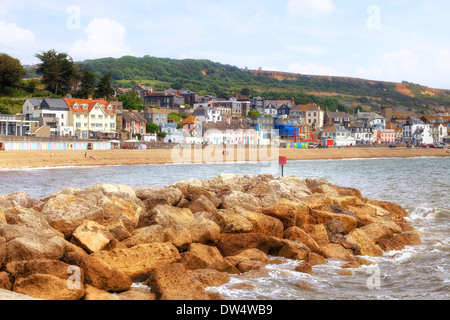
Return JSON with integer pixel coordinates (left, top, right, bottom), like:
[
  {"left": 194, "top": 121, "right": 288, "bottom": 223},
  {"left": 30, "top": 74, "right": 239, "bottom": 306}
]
[{"left": 0, "top": 147, "right": 449, "bottom": 170}]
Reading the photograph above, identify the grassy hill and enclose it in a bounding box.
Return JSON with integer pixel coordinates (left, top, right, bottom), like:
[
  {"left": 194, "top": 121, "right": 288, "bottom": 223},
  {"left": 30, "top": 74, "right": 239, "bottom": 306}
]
[{"left": 81, "top": 55, "right": 450, "bottom": 115}]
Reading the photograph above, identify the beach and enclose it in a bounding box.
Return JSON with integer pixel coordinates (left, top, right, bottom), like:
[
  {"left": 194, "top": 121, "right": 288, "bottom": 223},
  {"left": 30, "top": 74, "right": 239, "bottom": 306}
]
[{"left": 0, "top": 146, "right": 449, "bottom": 170}]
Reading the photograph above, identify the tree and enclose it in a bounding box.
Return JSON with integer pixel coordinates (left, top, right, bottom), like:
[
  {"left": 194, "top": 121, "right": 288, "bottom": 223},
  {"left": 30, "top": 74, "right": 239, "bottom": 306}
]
[
  {"left": 146, "top": 122, "right": 159, "bottom": 134},
  {"left": 76, "top": 68, "right": 97, "bottom": 98},
  {"left": 118, "top": 90, "right": 142, "bottom": 110},
  {"left": 240, "top": 87, "right": 250, "bottom": 97},
  {"left": 95, "top": 72, "right": 114, "bottom": 99},
  {"left": 35, "top": 49, "right": 79, "bottom": 95},
  {"left": 0, "top": 53, "right": 26, "bottom": 90},
  {"left": 248, "top": 110, "right": 260, "bottom": 118}
]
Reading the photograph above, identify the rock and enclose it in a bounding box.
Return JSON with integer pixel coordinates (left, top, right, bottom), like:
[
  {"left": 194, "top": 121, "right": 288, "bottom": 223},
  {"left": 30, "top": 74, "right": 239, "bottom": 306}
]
[
  {"left": 225, "top": 248, "right": 269, "bottom": 265},
  {"left": 294, "top": 261, "right": 314, "bottom": 274},
  {"left": 180, "top": 252, "right": 210, "bottom": 270},
  {"left": 360, "top": 222, "right": 394, "bottom": 243},
  {"left": 300, "top": 194, "right": 334, "bottom": 210},
  {"left": 83, "top": 285, "right": 121, "bottom": 300},
  {"left": 270, "top": 238, "right": 310, "bottom": 260},
  {"left": 121, "top": 225, "right": 166, "bottom": 248},
  {"left": 319, "top": 243, "right": 353, "bottom": 260},
  {"left": 207, "top": 259, "right": 241, "bottom": 274},
  {"left": 40, "top": 194, "right": 104, "bottom": 238},
  {"left": 262, "top": 204, "right": 298, "bottom": 229},
  {"left": 188, "top": 195, "right": 218, "bottom": 214},
  {"left": 117, "top": 288, "right": 156, "bottom": 300},
  {"left": 163, "top": 224, "right": 192, "bottom": 250},
  {"left": 62, "top": 252, "right": 131, "bottom": 292},
  {"left": 3, "top": 207, "right": 54, "bottom": 232},
  {"left": 284, "top": 226, "right": 321, "bottom": 253},
  {"left": 216, "top": 233, "right": 271, "bottom": 257},
  {"left": 278, "top": 176, "right": 312, "bottom": 197},
  {"left": 203, "top": 209, "right": 253, "bottom": 234},
  {"left": 104, "top": 213, "right": 135, "bottom": 241},
  {"left": 376, "top": 231, "right": 422, "bottom": 252},
  {"left": 151, "top": 205, "right": 195, "bottom": 228},
  {"left": 13, "top": 274, "right": 85, "bottom": 300},
  {"left": 97, "top": 196, "right": 143, "bottom": 229},
  {"left": 247, "top": 182, "right": 275, "bottom": 199},
  {"left": 220, "top": 190, "right": 262, "bottom": 213},
  {"left": 325, "top": 218, "right": 348, "bottom": 239},
  {"left": 188, "top": 243, "right": 223, "bottom": 266},
  {"left": 340, "top": 256, "right": 374, "bottom": 269},
  {"left": 146, "top": 263, "right": 211, "bottom": 300},
  {"left": 0, "top": 224, "right": 66, "bottom": 263},
  {"left": 6, "top": 259, "right": 81, "bottom": 283},
  {"left": 305, "top": 252, "right": 328, "bottom": 266},
  {"left": 301, "top": 224, "right": 329, "bottom": 247},
  {"left": 184, "top": 186, "right": 221, "bottom": 208},
  {"left": 136, "top": 187, "right": 183, "bottom": 209},
  {"left": 366, "top": 200, "right": 410, "bottom": 220},
  {"left": 0, "top": 192, "right": 42, "bottom": 210},
  {"left": 234, "top": 207, "right": 284, "bottom": 237},
  {"left": 311, "top": 210, "right": 358, "bottom": 233},
  {"left": 0, "top": 271, "right": 12, "bottom": 290},
  {"left": 71, "top": 220, "right": 115, "bottom": 253},
  {"left": 187, "top": 269, "right": 230, "bottom": 287},
  {"left": 337, "top": 229, "right": 383, "bottom": 257},
  {"left": 86, "top": 184, "right": 143, "bottom": 206},
  {"left": 188, "top": 217, "right": 221, "bottom": 244},
  {"left": 91, "top": 243, "right": 181, "bottom": 281},
  {"left": 0, "top": 236, "right": 5, "bottom": 268},
  {"left": 277, "top": 198, "right": 310, "bottom": 226}
]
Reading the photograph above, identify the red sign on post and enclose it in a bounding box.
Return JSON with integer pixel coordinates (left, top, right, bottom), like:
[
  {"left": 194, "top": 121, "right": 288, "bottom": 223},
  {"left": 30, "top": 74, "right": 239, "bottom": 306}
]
[{"left": 279, "top": 156, "right": 287, "bottom": 165}]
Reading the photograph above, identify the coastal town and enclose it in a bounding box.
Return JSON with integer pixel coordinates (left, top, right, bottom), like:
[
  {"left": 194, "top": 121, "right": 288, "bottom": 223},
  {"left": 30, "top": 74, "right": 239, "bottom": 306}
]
[{"left": 1, "top": 83, "right": 449, "bottom": 151}]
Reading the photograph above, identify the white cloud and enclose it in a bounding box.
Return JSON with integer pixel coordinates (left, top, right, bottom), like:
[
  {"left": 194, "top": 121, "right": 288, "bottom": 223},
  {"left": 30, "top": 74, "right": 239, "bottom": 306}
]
[
  {"left": 70, "top": 18, "right": 133, "bottom": 60},
  {"left": 288, "top": 62, "right": 345, "bottom": 77},
  {"left": 286, "top": 0, "right": 335, "bottom": 18},
  {"left": 433, "top": 50, "right": 450, "bottom": 72},
  {"left": 0, "top": 20, "right": 35, "bottom": 49}
]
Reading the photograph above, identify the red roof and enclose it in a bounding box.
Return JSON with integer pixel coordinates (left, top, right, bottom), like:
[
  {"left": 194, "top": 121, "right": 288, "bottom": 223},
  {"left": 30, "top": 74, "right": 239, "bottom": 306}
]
[{"left": 64, "top": 98, "right": 115, "bottom": 114}]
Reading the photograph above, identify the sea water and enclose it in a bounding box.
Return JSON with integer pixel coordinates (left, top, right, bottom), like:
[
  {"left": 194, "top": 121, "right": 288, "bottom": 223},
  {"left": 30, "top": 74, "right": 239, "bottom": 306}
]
[{"left": 0, "top": 157, "right": 448, "bottom": 300}]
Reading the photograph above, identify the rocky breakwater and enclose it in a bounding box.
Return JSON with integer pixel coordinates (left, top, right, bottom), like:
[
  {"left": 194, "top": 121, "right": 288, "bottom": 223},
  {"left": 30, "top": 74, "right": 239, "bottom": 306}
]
[{"left": 0, "top": 174, "right": 422, "bottom": 300}]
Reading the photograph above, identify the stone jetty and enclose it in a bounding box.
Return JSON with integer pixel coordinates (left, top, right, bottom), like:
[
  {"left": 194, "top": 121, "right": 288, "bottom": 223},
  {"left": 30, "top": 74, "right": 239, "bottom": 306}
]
[{"left": 0, "top": 174, "right": 422, "bottom": 300}]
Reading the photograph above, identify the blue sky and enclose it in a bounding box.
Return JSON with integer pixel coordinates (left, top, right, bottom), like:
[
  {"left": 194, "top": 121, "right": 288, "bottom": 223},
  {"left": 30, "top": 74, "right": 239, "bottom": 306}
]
[{"left": 1, "top": 0, "right": 450, "bottom": 89}]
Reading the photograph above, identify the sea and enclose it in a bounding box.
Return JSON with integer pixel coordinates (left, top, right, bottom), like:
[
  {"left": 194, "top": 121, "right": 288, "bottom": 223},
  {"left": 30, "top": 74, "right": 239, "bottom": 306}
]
[{"left": 0, "top": 156, "right": 448, "bottom": 300}]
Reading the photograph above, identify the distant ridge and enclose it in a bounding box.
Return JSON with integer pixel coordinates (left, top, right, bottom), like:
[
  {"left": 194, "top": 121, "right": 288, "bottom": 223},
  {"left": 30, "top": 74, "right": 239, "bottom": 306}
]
[{"left": 76, "top": 55, "right": 450, "bottom": 114}]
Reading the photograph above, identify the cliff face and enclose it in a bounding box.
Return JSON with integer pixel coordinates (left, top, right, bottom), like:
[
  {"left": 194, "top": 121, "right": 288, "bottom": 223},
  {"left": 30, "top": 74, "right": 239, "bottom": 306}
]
[{"left": 0, "top": 174, "right": 422, "bottom": 300}]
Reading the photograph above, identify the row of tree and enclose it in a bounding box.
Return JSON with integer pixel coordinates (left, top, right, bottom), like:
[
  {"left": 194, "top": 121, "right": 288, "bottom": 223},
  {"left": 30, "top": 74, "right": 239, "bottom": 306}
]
[{"left": 34, "top": 50, "right": 116, "bottom": 99}]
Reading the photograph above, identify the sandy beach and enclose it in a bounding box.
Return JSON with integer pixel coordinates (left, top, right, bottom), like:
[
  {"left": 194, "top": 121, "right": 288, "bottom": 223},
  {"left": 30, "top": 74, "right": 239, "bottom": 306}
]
[{"left": 0, "top": 146, "right": 449, "bottom": 170}]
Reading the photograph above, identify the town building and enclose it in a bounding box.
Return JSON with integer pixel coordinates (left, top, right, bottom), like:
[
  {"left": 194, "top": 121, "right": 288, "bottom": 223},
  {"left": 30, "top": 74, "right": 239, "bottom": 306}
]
[
  {"left": 320, "top": 125, "right": 356, "bottom": 147},
  {"left": 324, "top": 110, "right": 352, "bottom": 127},
  {"left": 141, "top": 107, "right": 169, "bottom": 126},
  {"left": 22, "top": 98, "right": 72, "bottom": 136},
  {"left": 121, "top": 110, "right": 147, "bottom": 136},
  {"left": 144, "top": 91, "right": 185, "bottom": 109},
  {"left": 64, "top": 98, "right": 117, "bottom": 139}
]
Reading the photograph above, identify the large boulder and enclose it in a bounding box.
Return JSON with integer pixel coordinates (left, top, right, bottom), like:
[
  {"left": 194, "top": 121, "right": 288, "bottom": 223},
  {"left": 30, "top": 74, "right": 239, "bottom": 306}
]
[
  {"left": 135, "top": 187, "right": 183, "bottom": 209},
  {"left": 220, "top": 190, "right": 262, "bottom": 213},
  {"left": 0, "top": 192, "right": 42, "bottom": 210},
  {"left": 6, "top": 259, "right": 82, "bottom": 283},
  {"left": 71, "top": 220, "right": 115, "bottom": 253},
  {"left": 146, "top": 263, "right": 212, "bottom": 300},
  {"left": 91, "top": 242, "right": 181, "bottom": 281},
  {"left": 13, "top": 274, "right": 85, "bottom": 300},
  {"left": 62, "top": 252, "right": 131, "bottom": 292},
  {"left": 216, "top": 233, "right": 272, "bottom": 257},
  {"left": 0, "top": 236, "right": 5, "bottom": 268},
  {"left": 187, "top": 269, "right": 230, "bottom": 288},
  {"left": 376, "top": 230, "right": 422, "bottom": 252},
  {"left": 284, "top": 226, "right": 320, "bottom": 253},
  {"left": 40, "top": 194, "right": 105, "bottom": 238},
  {"left": 262, "top": 204, "right": 298, "bottom": 229},
  {"left": 121, "top": 225, "right": 166, "bottom": 248},
  {"left": 234, "top": 207, "right": 284, "bottom": 237},
  {"left": 201, "top": 209, "right": 253, "bottom": 234},
  {"left": 0, "top": 224, "right": 66, "bottom": 263}
]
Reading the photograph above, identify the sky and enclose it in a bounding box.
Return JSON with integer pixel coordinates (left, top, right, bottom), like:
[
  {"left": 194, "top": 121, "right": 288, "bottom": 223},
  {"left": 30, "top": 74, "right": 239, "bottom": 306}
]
[{"left": 1, "top": 0, "right": 450, "bottom": 89}]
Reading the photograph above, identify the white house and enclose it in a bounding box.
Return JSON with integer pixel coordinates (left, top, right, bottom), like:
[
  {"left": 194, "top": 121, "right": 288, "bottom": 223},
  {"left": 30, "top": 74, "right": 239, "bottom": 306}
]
[
  {"left": 22, "top": 98, "right": 73, "bottom": 136},
  {"left": 402, "top": 117, "right": 431, "bottom": 144},
  {"left": 321, "top": 125, "right": 356, "bottom": 147},
  {"left": 193, "top": 106, "right": 222, "bottom": 123}
]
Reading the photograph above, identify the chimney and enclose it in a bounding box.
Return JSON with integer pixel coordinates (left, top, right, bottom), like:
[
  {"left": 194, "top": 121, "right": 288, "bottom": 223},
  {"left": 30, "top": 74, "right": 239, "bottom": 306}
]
[
  {"left": 88, "top": 95, "right": 93, "bottom": 100},
  {"left": 226, "top": 116, "right": 231, "bottom": 125}
]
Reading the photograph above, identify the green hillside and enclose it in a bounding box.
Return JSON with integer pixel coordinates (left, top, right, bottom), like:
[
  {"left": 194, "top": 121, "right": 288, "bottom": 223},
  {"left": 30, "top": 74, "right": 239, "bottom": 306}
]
[{"left": 81, "top": 55, "right": 450, "bottom": 115}]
